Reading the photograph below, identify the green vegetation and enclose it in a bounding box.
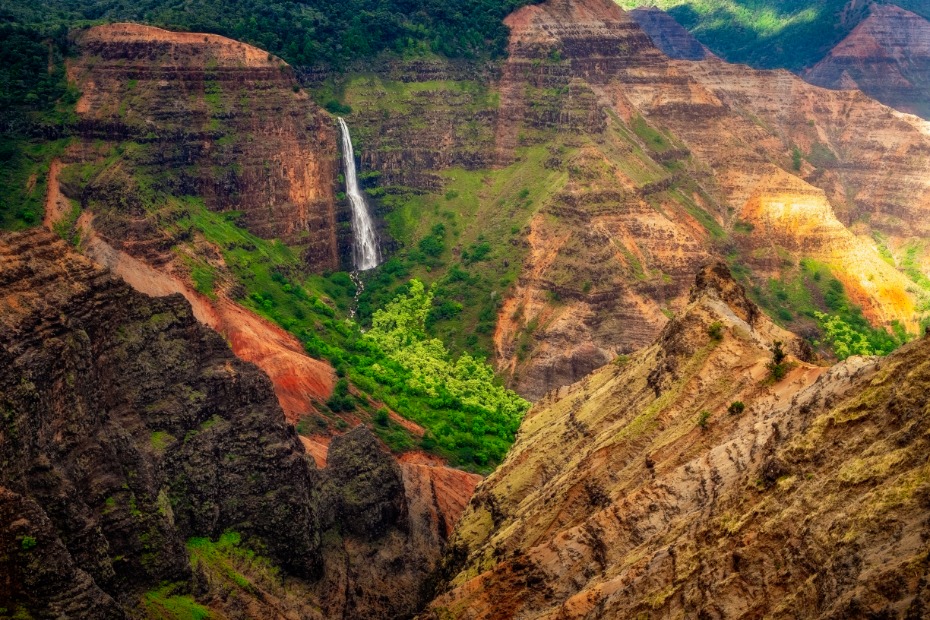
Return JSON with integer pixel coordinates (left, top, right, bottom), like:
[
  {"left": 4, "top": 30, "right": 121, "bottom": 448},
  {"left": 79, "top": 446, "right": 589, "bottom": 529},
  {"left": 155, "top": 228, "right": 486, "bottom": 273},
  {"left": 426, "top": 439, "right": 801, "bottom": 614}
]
[
  {"left": 619, "top": 1, "right": 930, "bottom": 71},
  {"left": 707, "top": 321, "right": 723, "bottom": 341},
  {"left": 791, "top": 146, "right": 803, "bottom": 171},
  {"left": 727, "top": 401, "right": 745, "bottom": 416},
  {"left": 1, "top": 0, "right": 540, "bottom": 67},
  {"left": 697, "top": 410, "right": 711, "bottom": 430},
  {"left": 143, "top": 194, "right": 527, "bottom": 470},
  {"left": 142, "top": 583, "right": 210, "bottom": 620},
  {"left": 768, "top": 340, "right": 788, "bottom": 381},
  {"left": 187, "top": 532, "right": 271, "bottom": 593},
  {"left": 19, "top": 535, "right": 37, "bottom": 551},
  {"left": 744, "top": 258, "right": 908, "bottom": 360},
  {"left": 149, "top": 431, "right": 174, "bottom": 452},
  {"left": 362, "top": 280, "right": 528, "bottom": 464},
  {"left": 0, "top": 24, "right": 76, "bottom": 230}
]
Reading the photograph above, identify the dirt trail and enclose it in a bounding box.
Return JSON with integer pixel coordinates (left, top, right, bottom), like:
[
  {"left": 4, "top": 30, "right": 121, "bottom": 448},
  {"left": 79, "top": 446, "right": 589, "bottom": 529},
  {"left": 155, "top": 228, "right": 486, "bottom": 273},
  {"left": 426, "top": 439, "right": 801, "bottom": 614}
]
[{"left": 42, "top": 159, "right": 70, "bottom": 230}]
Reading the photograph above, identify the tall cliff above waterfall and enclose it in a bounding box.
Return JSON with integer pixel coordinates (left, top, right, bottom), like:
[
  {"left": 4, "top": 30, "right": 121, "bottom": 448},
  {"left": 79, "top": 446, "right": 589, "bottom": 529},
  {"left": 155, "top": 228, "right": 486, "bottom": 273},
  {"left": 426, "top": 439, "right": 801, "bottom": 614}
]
[{"left": 68, "top": 23, "right": 341, "bottom": 269}]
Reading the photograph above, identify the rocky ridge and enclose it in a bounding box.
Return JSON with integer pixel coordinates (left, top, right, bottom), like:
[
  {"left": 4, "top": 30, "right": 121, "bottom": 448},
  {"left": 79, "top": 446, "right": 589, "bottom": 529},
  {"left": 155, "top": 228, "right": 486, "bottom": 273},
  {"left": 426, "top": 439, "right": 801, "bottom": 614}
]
[
  {"left": 427, "top": 262, "right": 930, "bottom": 618},
  {"left": 0, "top": 229, "right": 470, "bottom": 619}
]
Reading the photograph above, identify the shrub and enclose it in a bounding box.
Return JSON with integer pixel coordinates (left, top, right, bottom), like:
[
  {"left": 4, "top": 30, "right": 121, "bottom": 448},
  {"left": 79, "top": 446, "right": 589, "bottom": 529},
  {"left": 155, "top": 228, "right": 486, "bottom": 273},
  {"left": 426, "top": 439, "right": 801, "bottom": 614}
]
[
  {"left": 727, "top": 401, "right": 745, "bottom": 416},
  {"left": 326, "top": 378, "right": 355, "bottom": 412},
  {"left": 768, "top": 340, "right": 788, "bottom": 381},
  {"left": 374, "top": 407, "right": 389, "bottom": 426},
  {"left": 697, "top": 410, "right": 711, "bottom": 430},
  {"left": 707, "top": 321, "right": 724, "bottom": 341}
]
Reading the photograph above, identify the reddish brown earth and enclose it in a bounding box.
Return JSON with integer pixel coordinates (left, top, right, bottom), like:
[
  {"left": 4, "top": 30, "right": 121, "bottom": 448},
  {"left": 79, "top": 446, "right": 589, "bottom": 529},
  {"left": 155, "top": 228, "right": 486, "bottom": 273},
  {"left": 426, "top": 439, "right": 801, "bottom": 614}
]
[
  {"left": 805, "top": 4, "right": 930, "bottom": 119},
  {"left": 427, "top": 263, "right": 930, "bottom": 619},
  {"left": 488, "top": 0, "right": 930, "bottom": 398},
  {"left": 69, "top": 23, "right": 341, "bottom": 266}
]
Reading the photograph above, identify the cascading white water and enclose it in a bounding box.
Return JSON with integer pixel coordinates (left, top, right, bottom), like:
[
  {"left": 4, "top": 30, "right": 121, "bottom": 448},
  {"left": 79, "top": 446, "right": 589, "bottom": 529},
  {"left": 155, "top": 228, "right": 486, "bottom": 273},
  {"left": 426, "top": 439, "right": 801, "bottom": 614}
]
[{"left": 337, "top": 117, "right": 381, "bottom": 272}]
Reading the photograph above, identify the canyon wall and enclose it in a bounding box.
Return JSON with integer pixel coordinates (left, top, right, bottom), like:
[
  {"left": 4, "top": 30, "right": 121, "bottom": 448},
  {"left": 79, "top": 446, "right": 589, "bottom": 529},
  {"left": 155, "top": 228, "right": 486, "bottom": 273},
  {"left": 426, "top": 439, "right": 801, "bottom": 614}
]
[
  {"left": 69, "top": 23, "right": 341, "bottom": 268},
  {"left": 428, "top": 263, "right": 930, "bottom": 618},
  {"left": 0, "top": 229, "right": 468, "bottom": 619},
  {"left": 488, "top": 0, "right": 930, "bottom": 398}
]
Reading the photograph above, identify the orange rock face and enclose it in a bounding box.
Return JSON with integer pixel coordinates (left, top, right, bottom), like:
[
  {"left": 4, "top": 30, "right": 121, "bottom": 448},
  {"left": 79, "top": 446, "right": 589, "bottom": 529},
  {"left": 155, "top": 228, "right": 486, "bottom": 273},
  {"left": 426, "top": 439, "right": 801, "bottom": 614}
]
[
  {"left": 70, "top": 23, "right": 340, "bottom": 267},
  {"left": 489, "top": 0, "right": 930, "bottom": 398},
  {"left": 737, "top": 169, "right": 916, "bottom": 328}
]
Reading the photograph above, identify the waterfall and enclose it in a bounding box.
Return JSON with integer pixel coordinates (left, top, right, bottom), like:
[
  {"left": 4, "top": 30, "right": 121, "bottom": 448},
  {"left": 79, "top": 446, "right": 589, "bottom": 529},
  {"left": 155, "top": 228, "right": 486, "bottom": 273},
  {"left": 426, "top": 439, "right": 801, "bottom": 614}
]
[{"left": 337, "top": 117, "right": 381, "bottom": 272}]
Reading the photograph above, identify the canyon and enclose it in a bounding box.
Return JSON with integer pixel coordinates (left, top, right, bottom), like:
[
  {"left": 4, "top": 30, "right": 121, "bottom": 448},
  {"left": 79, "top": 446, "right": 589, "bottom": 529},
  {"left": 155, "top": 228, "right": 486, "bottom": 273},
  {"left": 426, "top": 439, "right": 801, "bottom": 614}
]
[
  {"left": 427, "top": 262, "right": 930, "bottom": 618},
  {"left": 2, "top": 0, "right": 930, "bottom": 617},
  {"left": 0, "top": 229, "right": 477, "bottom": 619}
]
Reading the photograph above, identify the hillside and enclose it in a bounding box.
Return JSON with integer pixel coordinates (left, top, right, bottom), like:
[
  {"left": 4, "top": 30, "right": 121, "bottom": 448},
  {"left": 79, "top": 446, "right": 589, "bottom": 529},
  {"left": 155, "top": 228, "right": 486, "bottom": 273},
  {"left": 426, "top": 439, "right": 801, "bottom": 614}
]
[
  {"left": 0, "top": 0, "right": 539, "bottom": 66},
  {"left": 338, "top": 0, "right": 930, "bottom": 401},
  {"left": 0, "top": 228, "right": 476, "bottom": 618},
  {"left": 616, "top": 1, "right": 930, "bottom": 71},
  {"left": 805, "top": 4, "right": 930, "bottom": 119},
  {"left": 427, "top": 262, "right": 930, "bottom": 618}
]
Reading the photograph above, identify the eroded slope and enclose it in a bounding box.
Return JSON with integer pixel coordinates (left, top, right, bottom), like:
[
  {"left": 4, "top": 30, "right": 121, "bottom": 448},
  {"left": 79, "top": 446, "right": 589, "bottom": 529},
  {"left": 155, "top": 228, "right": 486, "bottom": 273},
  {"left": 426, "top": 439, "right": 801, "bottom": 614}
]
[{"left": 428, "top": 263, "right": 930, "bottom": 618}]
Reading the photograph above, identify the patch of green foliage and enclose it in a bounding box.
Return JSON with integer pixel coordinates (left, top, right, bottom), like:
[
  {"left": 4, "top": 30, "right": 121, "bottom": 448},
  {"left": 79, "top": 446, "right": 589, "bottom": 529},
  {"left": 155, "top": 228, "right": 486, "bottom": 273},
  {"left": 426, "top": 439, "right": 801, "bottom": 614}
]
[
  {"left": 744, "top": 258, "right": 908, "bottom": 359},
  {"left": 149, "top": 431, "right": 174, "bottom": 452},
  {"left": 187, "top": 531, "right": 268, "bottom": 593},
  {"left": 768, "top": 340, "right": 788, "bottom": 381},
  {"left": 619, "top": 0, "right": 930, "bottom": 71},
  {"left": 0, "top": 24, "right": 76, "bottom": 230},
  {"left": 697, "top": 410, "right": 711, "bottom": 430},
  {"left": 19, "top": 535, "right": 37, "bottom": 551},
  {"left": 162, "top": 197, "right": 525, "bottom": 470},
  {"left": 2, "top": 0, "right": 542, "bottom": 67},
  {"left": 727, "top": 401, "right": 745, "bottom": 415},
  {"left": 142, "top": 583, "right": 211, "bottom": 620}
]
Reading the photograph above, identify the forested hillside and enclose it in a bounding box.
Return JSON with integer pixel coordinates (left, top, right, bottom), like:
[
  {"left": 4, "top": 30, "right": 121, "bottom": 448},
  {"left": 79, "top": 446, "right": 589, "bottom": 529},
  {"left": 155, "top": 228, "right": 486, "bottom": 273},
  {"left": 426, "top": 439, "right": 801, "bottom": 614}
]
[
  {"left": 618, "top": 0, "right": 930, "bottom": 70},
  {"left": 0, "top": 0, "right": 539, "bottom": 65}
]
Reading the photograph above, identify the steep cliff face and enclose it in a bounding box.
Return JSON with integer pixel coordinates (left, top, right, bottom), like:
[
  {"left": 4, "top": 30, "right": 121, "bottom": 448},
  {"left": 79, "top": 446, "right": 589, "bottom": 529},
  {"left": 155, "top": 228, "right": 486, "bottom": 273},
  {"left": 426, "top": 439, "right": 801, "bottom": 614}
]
[
  {"left": 805, "top": 4, "right": 930, "bottom": 120},
  {"left": 487, "top": 0, "right": 930, "bottom": 397},
  {"left": 428, "top": 263, "right": 930, "bottom": 618},
  {"left": 69, "top": 23, "right": 340, "bottom": 268},
  {"left": 0, "top": 228, "right": 321, "bottom": 616},
  {"left": 736, "top": 169, "right": 916, "bottom": 328},
  {"left": 0, "top": 229, "right": 465, "bottom": 619}
]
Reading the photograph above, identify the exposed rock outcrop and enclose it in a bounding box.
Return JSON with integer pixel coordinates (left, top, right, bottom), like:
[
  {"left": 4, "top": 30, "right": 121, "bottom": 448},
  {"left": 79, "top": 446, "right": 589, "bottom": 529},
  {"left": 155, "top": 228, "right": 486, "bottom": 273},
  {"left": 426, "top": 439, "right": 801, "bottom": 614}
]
[
  {"left": 490, "top": 0, "right": 930, "bottom": 397},
  {"left": 0, "top": 229, "right": 464, "bottom": 619},
  {"left": 428, "top": 263, "right": 930, "bottom": 618},
  {"left": 805, "top": 4, "right": 930, "bottom": 119},
  {"left": 69, "top": 23, "right": 340, "bottom": 268},
  {"left": 0, "top": 228, "right": 321, "bottom": 616},
  {"left": 736, "top": 169, "right": 916, "bottom": 327}
]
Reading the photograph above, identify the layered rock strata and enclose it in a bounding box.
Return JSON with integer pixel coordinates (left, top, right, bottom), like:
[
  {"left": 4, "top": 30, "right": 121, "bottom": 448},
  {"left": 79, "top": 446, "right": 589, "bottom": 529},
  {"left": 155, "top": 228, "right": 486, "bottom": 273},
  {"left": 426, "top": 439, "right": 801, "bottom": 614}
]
[{"left": 428, "top": 263, "right": 930, "bottom": 618}]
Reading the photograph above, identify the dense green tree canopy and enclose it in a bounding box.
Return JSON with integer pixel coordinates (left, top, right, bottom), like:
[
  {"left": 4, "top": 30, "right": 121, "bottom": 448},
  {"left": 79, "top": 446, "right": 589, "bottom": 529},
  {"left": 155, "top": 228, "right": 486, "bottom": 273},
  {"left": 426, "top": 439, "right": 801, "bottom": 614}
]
[{"left": 0, "top": 0, "right": 539, "bottom": 66}]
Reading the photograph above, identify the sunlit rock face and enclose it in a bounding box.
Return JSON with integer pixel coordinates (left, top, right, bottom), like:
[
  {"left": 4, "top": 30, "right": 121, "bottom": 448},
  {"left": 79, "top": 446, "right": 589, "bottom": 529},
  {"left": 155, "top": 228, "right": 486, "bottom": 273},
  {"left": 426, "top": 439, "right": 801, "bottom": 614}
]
[
  {"left": 805, "top": 4, "right": 930, "bottom": 119},
  {"left": 737, "top": 170, "right": 916, "bottom": 328},
  {"left": 427, "top": 262, "right": 930, "bottom": 619},
  {"left": 487, "top": 0, "right": 930, "bottom": 398}
]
